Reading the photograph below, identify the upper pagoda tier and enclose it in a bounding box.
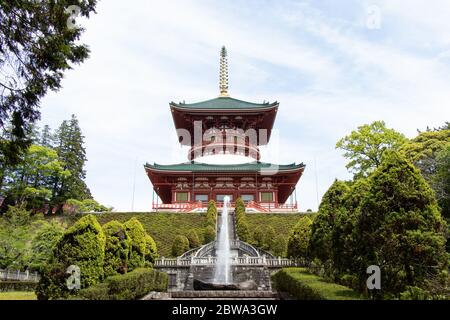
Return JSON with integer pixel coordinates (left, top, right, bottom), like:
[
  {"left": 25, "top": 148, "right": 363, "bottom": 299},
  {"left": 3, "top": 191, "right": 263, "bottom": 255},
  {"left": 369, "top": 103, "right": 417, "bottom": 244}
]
[{"left": 170, "top": 47, "right": 279, "bottom": 161}]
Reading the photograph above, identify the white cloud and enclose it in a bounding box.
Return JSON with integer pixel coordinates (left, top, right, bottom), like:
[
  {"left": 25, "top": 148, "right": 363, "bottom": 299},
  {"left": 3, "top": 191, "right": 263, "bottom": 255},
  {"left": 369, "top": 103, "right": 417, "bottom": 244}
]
[{"left": 39, "top": 0, "right": 450, "bottom": 211}]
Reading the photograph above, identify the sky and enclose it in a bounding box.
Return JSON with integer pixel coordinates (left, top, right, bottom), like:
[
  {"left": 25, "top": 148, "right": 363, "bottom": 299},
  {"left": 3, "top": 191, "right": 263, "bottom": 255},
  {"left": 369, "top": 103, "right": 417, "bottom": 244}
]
[{"left": 39, "top": 0, "right": 450, "bottom": 212}]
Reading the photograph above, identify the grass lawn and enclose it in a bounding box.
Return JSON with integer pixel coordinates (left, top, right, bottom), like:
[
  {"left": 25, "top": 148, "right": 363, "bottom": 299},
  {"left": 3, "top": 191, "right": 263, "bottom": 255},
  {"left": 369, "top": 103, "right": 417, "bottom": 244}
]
[
  {"left": 246, "top": 213, "right": 314, "bottom": 238},
  {"left": 272, "top": 268, "right": 362, "bottom": 300},
  {"left": 0, "top": 292, "right": 37, "bottom": 300}
]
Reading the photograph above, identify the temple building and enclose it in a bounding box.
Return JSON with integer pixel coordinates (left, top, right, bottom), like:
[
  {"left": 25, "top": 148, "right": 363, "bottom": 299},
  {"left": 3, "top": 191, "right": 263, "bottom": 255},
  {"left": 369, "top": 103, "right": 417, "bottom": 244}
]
[{"left": 145, "top": 47, "right": 305, "bottom": 212}]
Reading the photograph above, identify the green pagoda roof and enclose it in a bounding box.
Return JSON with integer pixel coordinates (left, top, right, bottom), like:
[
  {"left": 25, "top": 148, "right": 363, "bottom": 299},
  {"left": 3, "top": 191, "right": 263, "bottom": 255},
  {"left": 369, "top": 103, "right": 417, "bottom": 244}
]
[
  {"left": 170, "top": 97, "right": 278, "bottom": 110},
  {"left": 144, "top": 161, "right": 305, "bottom": 172}
]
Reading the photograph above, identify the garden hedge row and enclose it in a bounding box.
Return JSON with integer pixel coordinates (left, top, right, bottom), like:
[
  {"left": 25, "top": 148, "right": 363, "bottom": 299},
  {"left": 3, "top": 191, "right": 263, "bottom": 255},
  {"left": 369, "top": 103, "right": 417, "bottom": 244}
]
[
  {"left": 271, "top": 268, "right": 361, "bottom": 300},
  {"left": 77, "top": 268, "right": 168, "bottom": 300},
  {"left": 0, "top": 281, "right": 37, "bottom": 292}
]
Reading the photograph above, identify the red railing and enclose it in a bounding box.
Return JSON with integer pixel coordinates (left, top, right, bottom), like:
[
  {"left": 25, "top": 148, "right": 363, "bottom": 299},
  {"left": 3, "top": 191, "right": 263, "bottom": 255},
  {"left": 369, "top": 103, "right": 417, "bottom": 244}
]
[{"left": 152, "top": 201, "right": 298, "bottom": 212}]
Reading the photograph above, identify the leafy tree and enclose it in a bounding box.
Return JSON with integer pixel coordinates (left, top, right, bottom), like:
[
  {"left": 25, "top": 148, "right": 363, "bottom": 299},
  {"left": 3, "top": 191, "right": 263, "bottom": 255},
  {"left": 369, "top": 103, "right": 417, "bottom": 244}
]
[
  {"left": 3, "top": 145, "right": 70, "bottom": 208},
  {"left": 0, "top": 0, "right": 98, "bottom": 166},
  {"left": 186, "top": 229, "right": 200, "bottom": 249},
  {"left": 29, "top": 220, "right": 64, "bottom": 270},
  {"left": 103, "top": 220, "right": 131, "bottom": 277},
  {"left": 401, "top": 129, "right": 450, "bottom": 219},
  {"left": 355, "top": 151, "right": 448, "bottom": 296},
  {"left": 171, "top": 235, "right": 189, "bottom": 257},
  {"left": 203, "top": 225, "right": 216, "bottom": 244},
  {"left": 287, "top": 216, "right": 312, "bottom": 260},
  {"left": 434, "top": 145, "right": 450, "bottom": 220},
  {"left": 63, "top": 198, "right": 110, "bottom": 214},
  {"left": 309, "top": 180, "right": 350, "bottom": 262},
  {"left": 336, "top": 121, "right": 407, "bottom": 178}
]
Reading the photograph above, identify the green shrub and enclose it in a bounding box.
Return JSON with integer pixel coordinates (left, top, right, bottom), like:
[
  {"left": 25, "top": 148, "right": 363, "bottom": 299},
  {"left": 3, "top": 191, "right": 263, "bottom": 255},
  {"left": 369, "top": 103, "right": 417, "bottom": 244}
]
[
  {"left": 236, "top": 220, "right": 250, "bottom": 242},
  {"left": 287, "top": 216, "right": 312, "bottom": 259},
  {"left": 77, "top": 268, "right": 168, "bottom": 300},
  {"left": 205, "top": 200, "right": 217, "bottom": 229},
  {"left": 263, "top": 226, "right": 276, "bottom": 250},
  {"left": 171, "top": 235, "right": 189, "bottom": 256},
  {"left": 144, "top": 234, "right": 158, "bottom": 265},
  {"left": 272, "top": 268, "right": 361, "bottom": 300},
  {"left": 252, "top": 227, "right": 265, "bottom": 248},
  {"left": 186, "top": 229, "right": 200, "bottom": 249},
  {"left": 35, "top": 260, "right": 71, "bottom": 300},
  {"left": 272, "top": 235, "right": 287, "bottom": 257},
  {"left": 203, "top": 226, "right": 216, "bottom": 244},
  {"left": 0, "top": 281, "right": 37, "bottom": 292},
  {"left": 103, "top": 220, "right": 131, "bottom": 277},
  {"left": 124, "top": 217, "right": 148, "bottom": 271}
]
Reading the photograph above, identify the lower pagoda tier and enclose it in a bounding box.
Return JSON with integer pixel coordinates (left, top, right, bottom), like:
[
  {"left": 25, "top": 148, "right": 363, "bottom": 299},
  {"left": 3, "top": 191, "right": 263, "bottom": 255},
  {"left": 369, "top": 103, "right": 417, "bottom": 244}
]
[{"left": 144, "top": 161, "right": 305, "bottom": 212}]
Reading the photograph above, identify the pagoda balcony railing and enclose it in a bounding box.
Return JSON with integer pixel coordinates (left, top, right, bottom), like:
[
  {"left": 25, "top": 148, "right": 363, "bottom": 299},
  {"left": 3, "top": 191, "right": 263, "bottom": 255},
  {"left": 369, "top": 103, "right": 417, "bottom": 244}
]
[
  {"left": 188, "top": 142, "right": 260, "bottom": 161},
  {"left": 152, "top": 201, "right": 298, "bottom": 212}
]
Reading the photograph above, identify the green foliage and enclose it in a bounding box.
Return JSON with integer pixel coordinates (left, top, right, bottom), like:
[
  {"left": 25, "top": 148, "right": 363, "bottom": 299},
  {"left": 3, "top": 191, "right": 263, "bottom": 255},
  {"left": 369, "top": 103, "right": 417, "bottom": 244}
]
[
  {"left": 124, "top": 218, "right": 150, "bottom": 270},
  {"left": 263, "top": 226, "right": 276, "bottom": 251},
  {"left": 77, "top": 268, "right": 168, "bottom": 300},
  {"left": 94, "top": 212, "right": 207, "bottom": 257},
  {"left": 52, "top": 115, "right": 92, "bottom": 205},
  {"left": 205, "top": 200, "right": 217, "bottom": 229},
  {"left": 0, "top": 206, "right": 61, "bottom": 270},
  {"left": 0, "top": 281, "right": 37, "bottom": 293},
  {"left": 171, "top": 235, "right": 190, "bottom": 257},
  {"left": 287, "top": 217, "right": 312, "bottom": 259},
  {"left": 186, "top": 229, "right": 200, "bottom": 249},
  {"left": 309, "top": 180, "right": 350, "bottom": 262},
  {"left": 0, "top": 1, "right": 98, "bottom": 164},
  {"left": 203, "top": 225, "right": 216, "bottom": 244},
  {"left": 236, "top": 220, "right": 251, "bottom": 242},
  {"left": 2, "top": 145, "right": 69, "bottom": 208},
  {"left": 355, "top": 151, "right": 449, "bottom": 296},
  {"left": 103, "top": 221, "right": 131, "bottom": 277},
  {"left": 272, "top": 268, "right": 361, "bottom": 300},
  {"left": 29, "top": 221, "right": 64, "bottom": 270},
  {"left": 401, "top": 128, "right": 450, "bottom": 219},
  {"left": 53, "top": 214, "right": 106, "bottom": 288},
  {"left": 252, "top": 227, "right": 265, "bottom": 248},
  {"left": 272, "top": 235, "right": 287, "bottom": 257},
  {"left": 336, "top": 120, "right": 407, "bottom": 178},
  {"left": 64, "top": 198, "right": 111, "bottom": 214}
]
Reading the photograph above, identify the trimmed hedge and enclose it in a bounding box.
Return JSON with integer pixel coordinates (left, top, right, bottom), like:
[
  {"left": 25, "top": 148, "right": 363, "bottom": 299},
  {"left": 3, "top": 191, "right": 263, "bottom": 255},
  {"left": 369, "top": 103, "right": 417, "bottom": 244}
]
[
  {"left": 272, "top": 268, "right": 361, "bottom": 300},
  {"left": 77, "top": 268, "right": 168, "bottom": 300},
  {"left": 0, "top": 281, "right": 37, "bottom": 292}
]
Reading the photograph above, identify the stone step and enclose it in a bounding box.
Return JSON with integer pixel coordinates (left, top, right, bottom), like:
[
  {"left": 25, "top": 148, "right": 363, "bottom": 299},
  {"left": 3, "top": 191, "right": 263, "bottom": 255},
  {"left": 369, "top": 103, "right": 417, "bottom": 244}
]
[{"left": 170, "top": 290, "right": 278, "bottom": 299}]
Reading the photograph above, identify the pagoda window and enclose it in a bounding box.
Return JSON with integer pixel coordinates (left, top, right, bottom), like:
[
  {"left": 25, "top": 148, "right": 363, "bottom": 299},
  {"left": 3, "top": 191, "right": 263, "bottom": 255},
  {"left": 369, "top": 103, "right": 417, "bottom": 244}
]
[
  {"left": 175, "top": 192, "right": 189, "bottom": 202},
  {"left": 241, "top": 194, "right": 255, "bottom": 202},
  {"left": 260, "top": 192, "right": 274, "bottom": 202},
  {"left": 195, "top": 194, "right": 209, "bottom": 203},
  {"left": 216, "top": 194, "right": 233, "bottom": 202}
]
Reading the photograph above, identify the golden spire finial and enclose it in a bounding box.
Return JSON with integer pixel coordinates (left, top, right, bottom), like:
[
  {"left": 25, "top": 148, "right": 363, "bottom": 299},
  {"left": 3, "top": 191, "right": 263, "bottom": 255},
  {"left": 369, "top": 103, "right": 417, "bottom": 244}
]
[{"left": 219, "top": 46, "right": 229, "bottom": 97}]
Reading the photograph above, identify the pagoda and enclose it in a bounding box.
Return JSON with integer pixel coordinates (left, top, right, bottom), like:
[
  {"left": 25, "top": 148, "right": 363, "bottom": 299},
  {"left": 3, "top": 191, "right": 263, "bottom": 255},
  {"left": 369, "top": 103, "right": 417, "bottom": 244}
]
[{"left": 145, "top": 47, "right": 305, "bottom": 212}]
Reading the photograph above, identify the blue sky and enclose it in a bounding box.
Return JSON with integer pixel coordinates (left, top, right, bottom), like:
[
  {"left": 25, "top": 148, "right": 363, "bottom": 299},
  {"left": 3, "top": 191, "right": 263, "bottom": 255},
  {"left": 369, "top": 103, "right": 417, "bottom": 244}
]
[{"left": 40, "top": 0, "right": 450, "bottom": 211}]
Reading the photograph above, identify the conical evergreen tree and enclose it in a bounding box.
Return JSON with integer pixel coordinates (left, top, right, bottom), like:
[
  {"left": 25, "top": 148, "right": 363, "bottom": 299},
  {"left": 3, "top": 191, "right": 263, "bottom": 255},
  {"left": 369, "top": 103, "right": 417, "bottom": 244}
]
[{"left": 51, "top": 115, "right": 91, "bottom": 209}]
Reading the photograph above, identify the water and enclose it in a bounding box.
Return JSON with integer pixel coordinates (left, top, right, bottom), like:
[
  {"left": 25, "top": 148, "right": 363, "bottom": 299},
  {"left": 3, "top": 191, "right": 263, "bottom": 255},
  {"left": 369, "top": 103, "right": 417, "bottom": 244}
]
[{"left": 213, "top": 196, "right": 232, "bottom": 284}]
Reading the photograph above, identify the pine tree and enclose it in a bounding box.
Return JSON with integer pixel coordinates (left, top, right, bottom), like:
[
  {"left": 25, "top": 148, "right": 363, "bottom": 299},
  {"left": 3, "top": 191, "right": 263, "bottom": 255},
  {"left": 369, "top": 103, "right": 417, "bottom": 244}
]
[{"left": 51, "top": 115, "right": 91, "bottom": 209}]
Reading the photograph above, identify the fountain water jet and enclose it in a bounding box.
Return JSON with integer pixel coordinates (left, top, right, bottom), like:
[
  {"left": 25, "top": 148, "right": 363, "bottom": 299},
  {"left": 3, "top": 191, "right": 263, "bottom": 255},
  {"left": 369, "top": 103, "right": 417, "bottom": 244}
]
[{"left": 213, "top": 196, "right": 232, "bottom": 284}]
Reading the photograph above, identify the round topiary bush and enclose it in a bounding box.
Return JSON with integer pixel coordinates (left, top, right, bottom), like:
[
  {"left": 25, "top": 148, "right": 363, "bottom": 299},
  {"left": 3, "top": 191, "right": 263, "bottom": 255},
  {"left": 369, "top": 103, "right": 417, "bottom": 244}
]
[
  {"left": 186, "top": 229, "right": 200, "bottom": 249},
  {"left": 203, "top": 225, "right": 216, "bottom": 244},
  {"left": 171, "top": 235, "right": 190, "bottom": 257}
]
